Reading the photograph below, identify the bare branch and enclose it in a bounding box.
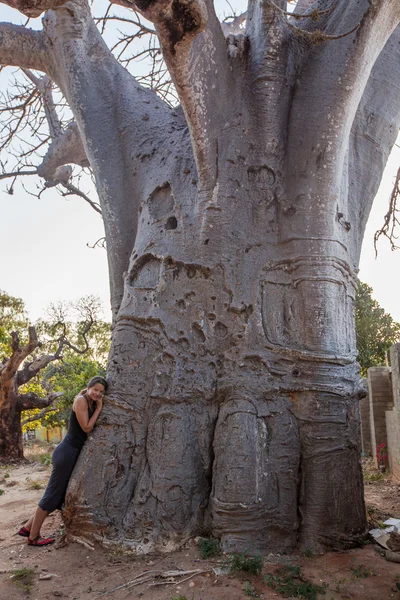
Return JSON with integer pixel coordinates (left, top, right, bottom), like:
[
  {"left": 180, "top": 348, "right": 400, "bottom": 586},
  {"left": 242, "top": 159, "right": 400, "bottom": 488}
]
[
  {"left": 87, "top": 236, "right": 106, "bottom": 250},
  {"left": 220, "top": 12, "right": 246, "bottom": 35},
  {"left": 0, "top": 23, "right": 48, "bottom": 71},
  {"left": 287, "top": 20, "right": 360, "bottom": 43},
  {"left": 22, "top": 70, "right": 63, "bottom": 138},
  {"left": 1, "top": 326, "right": 40, "bottom": 380},
  {"left": 17, "top": 390, "right": 63, "bottom": 411},
  {"left": 60, "top": 181, "right": 102, "bottom": 215},
  {"left": 374, "top": 167, "right": 400, "bottom": 254},
  {"left": 37, "top": 119, "right": 89, "bottom": 185},
  {"left": 16, "top": 343, "right": 64, "bottom": 387},
  {"left": 0, "top": 168, "right": 37, "bottom": 180},
  {"left": 21, "top": 396, "right": 63, "bottom": 425},
  {"left": 0, "top": 0, "right": 68, "bottom": 19}
]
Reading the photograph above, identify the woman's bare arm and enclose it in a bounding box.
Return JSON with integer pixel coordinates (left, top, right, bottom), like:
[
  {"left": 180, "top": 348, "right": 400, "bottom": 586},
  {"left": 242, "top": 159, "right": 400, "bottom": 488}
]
[{"left": 73, "top": 395, "right": 102, "bottom": 433}]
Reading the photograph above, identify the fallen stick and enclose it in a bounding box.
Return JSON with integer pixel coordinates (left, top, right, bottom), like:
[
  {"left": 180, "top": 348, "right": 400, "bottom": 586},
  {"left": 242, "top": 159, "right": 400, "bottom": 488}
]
[
  {"left": 149, "top": 570, "right": 210, "bottom": 587},
  {"left": 97, "top": 568, "right": 211, "bottom": 595},
  {"left": 96, "top": 570, "right": 158, "bottom": 596}
]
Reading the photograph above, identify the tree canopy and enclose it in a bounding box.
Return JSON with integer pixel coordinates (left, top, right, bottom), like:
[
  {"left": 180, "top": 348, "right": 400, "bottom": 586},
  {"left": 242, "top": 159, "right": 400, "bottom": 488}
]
[{"left": 355, "top": 281, "right": 400, "bottom": 376}]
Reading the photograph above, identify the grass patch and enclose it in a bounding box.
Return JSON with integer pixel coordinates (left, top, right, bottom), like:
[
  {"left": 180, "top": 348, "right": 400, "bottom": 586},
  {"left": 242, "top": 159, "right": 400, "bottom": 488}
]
[
  {"left": 28, "top": 480, "right": 42, "bottom": 490},
  {"left": 351, "top": 562, "right": 375, "bottom": 579},
  {"left": 10, "top": 567, "right": 35, "bottom": 593},
  {"left": 170, "top": 596, "right": 189, "bottom": 600},
  {"left": 264, "top": 565, "right": 327, "bottom": 600},
  {"left": 229, "top": 552, "right": 263, "bottom": 575},
  {"left": 39, "top": 453, "right": 52, "bottom": 466},
  {"left": 243, "top": 580, "right": 260, "bottom": 597},
  {"left": 198, "top": 537, "right": 220, "bottom": 559},
  {"left": 363, "top": 470, "right": 385, "bottom": 483}
]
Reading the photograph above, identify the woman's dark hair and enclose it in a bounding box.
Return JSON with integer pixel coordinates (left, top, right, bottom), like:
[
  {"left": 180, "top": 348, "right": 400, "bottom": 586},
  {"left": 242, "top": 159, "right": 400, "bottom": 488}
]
[{"left": 87, "top": 376, "right": 108, "bottom": 391}]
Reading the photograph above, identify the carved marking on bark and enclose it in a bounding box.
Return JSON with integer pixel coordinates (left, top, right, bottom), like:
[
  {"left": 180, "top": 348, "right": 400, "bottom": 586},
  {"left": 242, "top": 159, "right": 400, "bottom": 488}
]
[{"left": 261, "top": 256, "right": 357, "bottom": 362}]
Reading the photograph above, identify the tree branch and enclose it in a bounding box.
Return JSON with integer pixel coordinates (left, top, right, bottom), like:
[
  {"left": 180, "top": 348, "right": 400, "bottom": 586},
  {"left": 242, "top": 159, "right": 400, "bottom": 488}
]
[
  {"left": 0, "top": 168, "right": 38, "bottom": 180},
  {"left": 284, "top": 0, "right": 400, "bottom": 244},
  {"left": 128, "top": 0, "right": 234, "bottom": 189},
  {"left": 21, "top": 402, "right": 60, "bottom": 425},
  {"left": 37, "top": 120, "right": 89, "bottom": 185},
  {"left": 1, "top": 326, "right": 40, "bottom": 380},
  {"left": 345, "top": 26, "right": 400, "bottom": 258},
  {"left": 220, "top": 12, "right": 246, "bottom": 35},
  {"left": 17, "top": 390, "right": 63, "bottom": 411},
  {"left": 22, "top": 70, "right": 63, "bottom": 138},
  {"left": 374, "top": 166, "right": 400, "bottom": 253},
  {"left": 0, "top": 22, "right": 49, "bottom": 72},
  {"left": 20, "top": 71, "right": 90, "bottom": 186},
  {"left": 16, "top": 344, "right": 64, "bottom": 387},
  {"left": 0, "top": 0, "right": 68, "bottom": 18},
  {"left": 60, "top": 182, "right": 102, "bottom": 215}
]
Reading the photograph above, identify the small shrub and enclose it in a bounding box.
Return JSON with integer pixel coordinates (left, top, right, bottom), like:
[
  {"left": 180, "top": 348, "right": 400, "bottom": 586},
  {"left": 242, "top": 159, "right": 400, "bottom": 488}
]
[
  {"left": 303, "top": 547, "right": 314, "bottom": 558},
  {"left": 351, "top": 562, "right": 375, "bottom": 579},
  {"left": 39, "top": 453, "right": 52, "bottom": 466},
  {"left": 264, "top": 565, "right": 327, "bottom": 600},
  {"left": 230, "top": 552, "right": 263, "bottom": 575},
  {"left": 333, "top": 577, "right": 347, "bottom": 592},
  {"left": 243, "top": 580, "right": 259, "bottom": 597},
  {"left": 0, "top": 488, "right": 5, "bottom": 496},
  {"left": 198, "top": 537, "right": 220, "bottom": 559},
  {"left": 28, "top": 481, "right": 42, "bottom": 490},
  {"left": 363, "top": 469, "right": 384, "bottom": 483},
  {"left": 10, "top": 567, "right": 35, "bottom": 593}
]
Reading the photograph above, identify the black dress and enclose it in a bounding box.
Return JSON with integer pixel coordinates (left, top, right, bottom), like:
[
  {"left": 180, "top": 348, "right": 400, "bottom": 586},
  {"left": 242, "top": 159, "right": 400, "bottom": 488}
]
[{"left": 39, "top": 396, "right": 94, "bottom": 513}]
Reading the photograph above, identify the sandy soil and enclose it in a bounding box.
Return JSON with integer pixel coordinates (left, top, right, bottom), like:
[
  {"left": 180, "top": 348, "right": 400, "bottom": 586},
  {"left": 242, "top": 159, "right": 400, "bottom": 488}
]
[{"left": 1, "top": 459, "right": 400, "bottom": 600}]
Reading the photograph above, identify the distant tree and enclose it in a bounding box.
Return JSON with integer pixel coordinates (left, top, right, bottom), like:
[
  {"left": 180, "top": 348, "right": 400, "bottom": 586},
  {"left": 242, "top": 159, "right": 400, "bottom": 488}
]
[
  {"left": 355, "top": 281, "right": 400, "bottom": 376},
  {"left": 0, "top": 290, "right": 29, "bottom": 355},
  {"left": 0, "top": 292, "right": 110, "bottom": 461}
]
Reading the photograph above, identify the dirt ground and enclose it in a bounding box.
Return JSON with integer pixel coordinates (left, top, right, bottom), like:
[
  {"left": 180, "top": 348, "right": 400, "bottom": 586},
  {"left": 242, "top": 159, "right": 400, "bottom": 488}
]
[{"left": 1, "top": 453, "right": 400, "bottom": 600}]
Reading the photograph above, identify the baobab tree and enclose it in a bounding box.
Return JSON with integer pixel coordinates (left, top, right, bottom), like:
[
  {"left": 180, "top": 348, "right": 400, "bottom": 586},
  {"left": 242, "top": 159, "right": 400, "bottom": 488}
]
[{"left": 1, "top": 0, "right": 400, "bottom": 554}]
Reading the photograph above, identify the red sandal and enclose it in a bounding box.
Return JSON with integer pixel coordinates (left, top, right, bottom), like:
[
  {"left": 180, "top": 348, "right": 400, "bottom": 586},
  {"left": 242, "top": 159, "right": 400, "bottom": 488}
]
[
  {"left": 17, "top": 526, "right": 30, "bottom": 537},
  {"left": 27, "top": 535, "right": 55, "bottom": 546}
]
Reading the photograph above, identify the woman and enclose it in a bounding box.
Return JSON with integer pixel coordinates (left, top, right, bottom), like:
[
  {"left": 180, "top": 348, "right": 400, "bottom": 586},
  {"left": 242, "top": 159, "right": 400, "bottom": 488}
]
[{"left": 18, "top": 375, "right": 107, "bottom": 546}]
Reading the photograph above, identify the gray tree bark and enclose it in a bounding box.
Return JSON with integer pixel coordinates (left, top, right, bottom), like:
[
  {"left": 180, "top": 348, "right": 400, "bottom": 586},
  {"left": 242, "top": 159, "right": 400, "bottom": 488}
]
[{"left": 2, "top": 0, "right": 400, "bottom": 553}]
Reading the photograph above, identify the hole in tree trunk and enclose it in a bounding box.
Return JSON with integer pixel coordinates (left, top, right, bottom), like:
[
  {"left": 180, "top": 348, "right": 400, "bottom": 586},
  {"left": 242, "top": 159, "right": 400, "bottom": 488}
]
[{"left": 165, "top": 216, "right": 178, "bottom": 230}]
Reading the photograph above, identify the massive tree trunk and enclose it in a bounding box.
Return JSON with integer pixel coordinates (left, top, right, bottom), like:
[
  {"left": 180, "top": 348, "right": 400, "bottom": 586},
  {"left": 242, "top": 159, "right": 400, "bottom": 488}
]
[{"left": 2, "top": 0, "right": 400, "bottom": 552}]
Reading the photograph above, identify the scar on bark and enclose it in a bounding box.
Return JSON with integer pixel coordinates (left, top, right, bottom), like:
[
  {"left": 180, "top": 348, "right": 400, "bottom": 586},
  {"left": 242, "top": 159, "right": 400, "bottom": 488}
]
[{"left": 134, "top": 0, "right": 206, "bottom": 54}]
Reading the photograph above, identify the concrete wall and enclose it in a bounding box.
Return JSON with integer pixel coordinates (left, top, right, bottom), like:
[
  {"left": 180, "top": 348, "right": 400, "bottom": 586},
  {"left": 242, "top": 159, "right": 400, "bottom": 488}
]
[
  {"left": 367, "top": 367, "right": 394, "bottom": 467},
  {"left": 386, "top": 344, "right": 400, "bottom": 479},
  {"left": 360, "top": 394, "right": 372, "bottom": 456}
]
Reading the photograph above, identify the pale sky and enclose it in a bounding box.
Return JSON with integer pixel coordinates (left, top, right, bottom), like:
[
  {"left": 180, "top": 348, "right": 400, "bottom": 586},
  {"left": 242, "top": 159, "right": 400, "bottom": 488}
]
[{"left": 0, "top": 2, "right": 400, "bottom": 324}]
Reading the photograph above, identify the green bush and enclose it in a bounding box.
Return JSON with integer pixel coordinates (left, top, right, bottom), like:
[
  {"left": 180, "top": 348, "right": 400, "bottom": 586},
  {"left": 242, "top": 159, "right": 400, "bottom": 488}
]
[
  {"left": 229, "top": 552, "right": 263, "bottom": 575},
  {"left": 264, "top": 565, "right": 327, "bottom": 600},
  {"left": 198, "top": 537, "right": 220, "bottom": 559}
]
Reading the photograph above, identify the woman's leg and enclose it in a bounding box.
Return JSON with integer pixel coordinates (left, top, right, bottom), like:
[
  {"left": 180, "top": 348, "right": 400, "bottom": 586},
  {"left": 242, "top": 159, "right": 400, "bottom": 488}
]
[
  {"left": 29, "top": 506, "right": 49, "bottom": 539},
  {"left": 24, "top": 514, "right": 34, "bottom": 531}
]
